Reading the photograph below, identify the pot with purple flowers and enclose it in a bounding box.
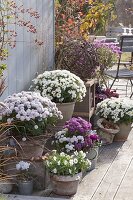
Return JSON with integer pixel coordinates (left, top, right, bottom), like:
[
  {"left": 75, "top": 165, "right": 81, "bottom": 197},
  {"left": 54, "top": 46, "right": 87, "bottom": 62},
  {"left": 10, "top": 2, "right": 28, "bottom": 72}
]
[{"left": 53, "top": 117, "right": 102, "bottom": 171}]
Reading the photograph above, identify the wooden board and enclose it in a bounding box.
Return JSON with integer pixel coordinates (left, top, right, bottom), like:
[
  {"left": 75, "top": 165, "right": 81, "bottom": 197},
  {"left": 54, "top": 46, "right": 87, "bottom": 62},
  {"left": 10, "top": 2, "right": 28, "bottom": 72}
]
[{"left": 72, "top": 129, "right": 133, "bottom": 200}]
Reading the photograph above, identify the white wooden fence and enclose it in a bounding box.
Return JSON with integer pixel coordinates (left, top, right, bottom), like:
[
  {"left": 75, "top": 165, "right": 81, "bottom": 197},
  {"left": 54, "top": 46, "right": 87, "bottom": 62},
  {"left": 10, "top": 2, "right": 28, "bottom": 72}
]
[{"left": 1, "top": 0, "right": 54, "bottom": 101}]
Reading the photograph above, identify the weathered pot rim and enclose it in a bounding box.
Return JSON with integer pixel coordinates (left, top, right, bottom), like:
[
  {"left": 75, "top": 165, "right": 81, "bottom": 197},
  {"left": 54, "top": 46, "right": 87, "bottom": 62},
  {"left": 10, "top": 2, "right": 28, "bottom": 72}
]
[
  {"left": 50, "top": 172, "right": 82, "bottom": 182},
  {"left": 18, "top": 179, "right": 33, "bottom": 183},
  {"left": 97, "top": 118, "right": 120, "bottom": 134},
  {"left": 56, "top": 102, "right": 75, "bottom": 105},
  {"left": 0, "top": 180, "right": 13, "bottom": 184}
]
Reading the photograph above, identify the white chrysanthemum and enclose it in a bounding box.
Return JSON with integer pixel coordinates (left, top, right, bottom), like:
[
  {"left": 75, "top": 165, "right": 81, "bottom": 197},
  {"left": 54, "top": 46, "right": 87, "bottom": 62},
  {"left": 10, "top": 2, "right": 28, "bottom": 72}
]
[
  {"left": 96, "top": 98, "right": 133, "bottom": 123},
  {"left": 31, "top": 70, "right": 86, "bottom": 103},
  {"left": 16, "top": 161, "right": 30, "bottom": 171},
  {"left": 69, "top": 159, "right": 74, "bottom": 166}
]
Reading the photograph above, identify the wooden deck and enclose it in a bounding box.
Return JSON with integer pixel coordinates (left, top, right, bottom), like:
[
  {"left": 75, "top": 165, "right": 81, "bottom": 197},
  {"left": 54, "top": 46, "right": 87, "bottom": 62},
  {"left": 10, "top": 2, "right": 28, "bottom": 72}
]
[
  {"left": 5, "top": 77, "right": 133, "bottom": 200},
  {"left": 73, "top": 129, "right": 133, "bottom": 200}
]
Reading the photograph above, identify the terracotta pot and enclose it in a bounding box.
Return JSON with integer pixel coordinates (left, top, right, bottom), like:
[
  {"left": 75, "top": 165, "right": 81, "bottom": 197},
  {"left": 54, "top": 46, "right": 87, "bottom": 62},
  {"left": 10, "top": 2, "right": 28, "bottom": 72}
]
[
  {"left": 56, "top": 102, "right": 75, "bottom": 126},
  {"left": 0, "top": 181, "right": 13, "bottom": 194},
  {"left": 97, "top": 118, "right": 120, "bottom": 144},
  {"left": 86, "top": 147, "right": 99, "bottom": 171},
  {"left": 114, "top": 123, "right": 132, "bottom": 141},
  {"left": 50, "top": 172, "right": 82, "bottom": 196},
  {"left": 17, "top": 136, "right": 45, "bottom": 159}
]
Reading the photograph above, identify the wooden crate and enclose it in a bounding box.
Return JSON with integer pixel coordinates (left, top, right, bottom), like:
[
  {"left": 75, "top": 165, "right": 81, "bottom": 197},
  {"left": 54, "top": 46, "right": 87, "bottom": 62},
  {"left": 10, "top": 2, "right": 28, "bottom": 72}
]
[{"left": 73, "top": 79, "right": 96, "bottom": 121}]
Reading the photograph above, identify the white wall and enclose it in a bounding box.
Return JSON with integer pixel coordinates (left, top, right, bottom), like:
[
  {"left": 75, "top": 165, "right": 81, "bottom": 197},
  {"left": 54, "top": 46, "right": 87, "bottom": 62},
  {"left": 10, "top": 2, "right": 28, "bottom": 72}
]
[{"left": 1, "top": 0, "right": 54, "bottom": 101}]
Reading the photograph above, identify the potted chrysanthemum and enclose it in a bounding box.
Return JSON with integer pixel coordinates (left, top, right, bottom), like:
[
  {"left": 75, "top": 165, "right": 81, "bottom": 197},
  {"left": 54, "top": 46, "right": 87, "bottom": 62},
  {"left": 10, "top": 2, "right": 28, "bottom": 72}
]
[
  {"left": 96, "top": 98, "right": 133, "bottom": 141},
  {"left": 31, "top": 70, "right": 86, "bottom": 126},
  {"left": 0, "top": 91, "right": 62, "bottom": 136},
  {"left": 53, "top": 117, "right": 101, "bottom": 170},
  {"left": 44, "top": 150, "right": 90, "bottom": 196},
  {"left": 0, "top": 91, "right": 63, "bottom": 159},
  {"left": 16, "top": 161, "right": 33, "bottom": 195}
]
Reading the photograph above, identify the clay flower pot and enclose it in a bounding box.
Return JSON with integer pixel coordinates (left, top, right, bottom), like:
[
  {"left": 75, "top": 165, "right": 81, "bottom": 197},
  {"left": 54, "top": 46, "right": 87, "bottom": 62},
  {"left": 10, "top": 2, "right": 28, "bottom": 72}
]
[
  {"left": 0, "top": 181, "right": 13, "bottom": 194},
  {"left": 50, "top": 172, "right": 82, "bottom": 196},
  {"left": 114, "top": 123, "right": 132, "bottom": 142},
  {"left": 97, "top": 118, "right": 120, "bottom": 144},
  {"left": 56, "top": 102, "right": 75, "bottom": 126}
]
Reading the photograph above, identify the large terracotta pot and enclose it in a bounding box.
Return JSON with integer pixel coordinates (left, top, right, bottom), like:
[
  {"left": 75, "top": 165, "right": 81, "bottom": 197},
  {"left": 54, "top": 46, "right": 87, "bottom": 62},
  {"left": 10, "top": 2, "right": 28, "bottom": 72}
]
[
  {"left": 56, "top": 102, "right": 75, "bottom": 126},
  {"left": 114, "top": 123, "right": 132, "bottom": 141},
  {"left": 50, "top": 172, "right": 82, "bottom": 196}
]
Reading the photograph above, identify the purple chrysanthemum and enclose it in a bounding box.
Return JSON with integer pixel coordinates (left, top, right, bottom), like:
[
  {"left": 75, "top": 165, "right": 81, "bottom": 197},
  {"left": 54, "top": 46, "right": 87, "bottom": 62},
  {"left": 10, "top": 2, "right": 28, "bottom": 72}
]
[{"left": 64, "top": 117, "right": 92, "bottom": 135}]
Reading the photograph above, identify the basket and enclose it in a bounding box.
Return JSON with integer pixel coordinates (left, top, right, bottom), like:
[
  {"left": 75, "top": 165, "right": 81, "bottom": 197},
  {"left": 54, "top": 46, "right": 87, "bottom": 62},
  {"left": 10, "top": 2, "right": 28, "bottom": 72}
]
[{"left": 97, "top": 118, "right": 120, "bottom": 144}]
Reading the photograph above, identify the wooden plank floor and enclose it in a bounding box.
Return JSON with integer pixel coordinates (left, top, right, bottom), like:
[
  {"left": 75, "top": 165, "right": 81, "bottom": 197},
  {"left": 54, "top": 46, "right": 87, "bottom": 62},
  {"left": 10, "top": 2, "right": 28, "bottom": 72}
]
[{"left": 73, "top": 129, "right": 133, "bottom": 200}]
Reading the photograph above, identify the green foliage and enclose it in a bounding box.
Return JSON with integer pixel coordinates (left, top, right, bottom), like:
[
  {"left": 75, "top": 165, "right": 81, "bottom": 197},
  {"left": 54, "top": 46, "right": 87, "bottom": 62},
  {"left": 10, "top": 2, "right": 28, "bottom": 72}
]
[
  {"left": 45, "top": 150, "right": 90, "bottom": 176},
  {"left": 0, "top": 195, "right": 7, "bottom": 200}
]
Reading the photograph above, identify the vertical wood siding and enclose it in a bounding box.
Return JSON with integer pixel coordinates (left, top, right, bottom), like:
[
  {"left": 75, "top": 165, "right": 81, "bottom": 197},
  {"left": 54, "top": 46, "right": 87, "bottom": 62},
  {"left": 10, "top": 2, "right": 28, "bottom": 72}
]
[{"left": 1, "top": 0, "right": 54, "bottom": 101}]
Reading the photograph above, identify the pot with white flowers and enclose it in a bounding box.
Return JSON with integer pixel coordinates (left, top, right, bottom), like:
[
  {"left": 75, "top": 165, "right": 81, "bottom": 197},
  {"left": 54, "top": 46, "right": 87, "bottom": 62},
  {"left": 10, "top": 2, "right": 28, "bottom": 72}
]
[
  {"left": 96, "top": 98, "right": 133, "bottom": 141},
  {"left": 31, "top": 70, "right": 86, "bottom": 127},
  {"left": 53, "top": 117, "right": 101, "bottom": 171},
  {"left": 44, "top": 150, "right": 90, "bottom": 196},
  {"left": 16, "top": 161, "right": 33, "bottom": 195},
  {"left": 0, "top": 91, "right": 63, "bottom": 159}
]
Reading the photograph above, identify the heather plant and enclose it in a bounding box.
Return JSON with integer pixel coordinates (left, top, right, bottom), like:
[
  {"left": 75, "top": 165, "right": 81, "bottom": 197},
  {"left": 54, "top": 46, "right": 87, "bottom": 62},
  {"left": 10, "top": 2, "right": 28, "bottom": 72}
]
[
  {"left": 94, "top": 41, "right": 121, "bottom": 86},
  {"left": 55, "top": 37, "right": 99, "bottom": 80}
]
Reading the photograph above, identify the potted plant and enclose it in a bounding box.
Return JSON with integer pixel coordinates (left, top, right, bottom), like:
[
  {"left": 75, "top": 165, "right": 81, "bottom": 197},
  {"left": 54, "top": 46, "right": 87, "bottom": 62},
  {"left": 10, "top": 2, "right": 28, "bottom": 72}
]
[
  {"left": 44, "top": 150, "right": 90, "bottom": 196},
  {"left": 55, "top": 37, "right": 99, "bottom": 81},
  {"left": 31, "top": 70, "right": 86, "bottom": 126},
  {"left": 94, "top": 40, "right": 121, "bottom": 87},
  {"left": 53, "top": 117, "right": 101, "bottom": 170},
  {"left": 96, "top": 98, "right": 133, "bottom": 141},
  {"left": 55, "top": 37, "right": 99, "bottom": 121},
  {"left": 0, "top": 91, "right": 63, "bottom": 159},
  {"left": 95, "top": 83, "right": 119, "bottom": 105},
  {"left": 16, "top": 161, "right": 33, "bottom": 195}
]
